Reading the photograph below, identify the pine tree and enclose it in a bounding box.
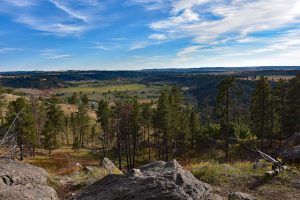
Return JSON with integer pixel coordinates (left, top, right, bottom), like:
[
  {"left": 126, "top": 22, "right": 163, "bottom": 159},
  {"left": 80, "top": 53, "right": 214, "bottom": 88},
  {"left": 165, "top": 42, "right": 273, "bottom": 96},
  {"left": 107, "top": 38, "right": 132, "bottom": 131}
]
[
  {"left": 91, "top": 125, "right": 96, "bottom": 147},
  {"left": 97, "top": 100, "right": 111, "bottom": 151},
  {"left": 77, "top": 94, "right": 90, "bottom": 148},
  {"left": 6, "top": 97, "right": 36, "bottom": 160},
  {"left": 0, "top": 95, "right": 3, "bottom": 127},
  {"left": 131, "top": 99, "right": 141, "bottom": 168},
  {"left": 70, "top": 112, "right": 80, "bottom": 151},
  {"left": 284, "top": 74, "right": 300, "bottom": 135},
  {"left": 70, "top": 92, "right": 78, "bottom": 105},
  {"left": 189, "top": 108, "right": 201, "bottom": 150},
  {"left": 153, "top": 90, "right": 170, "bottom": 161},
  {"left": 141, "top": 103, "right": 153, "bottom": 160},
  {"left": 273, "top": 79, "right": 287, "bottom": 149},
  {"left": 37, "top": 98, "right": 47, "bottom": 147},
  {"left": 250, "top": 76, "right": 272, "bottom": 150},
  {"left": 64, "top": 116, "right": 70, "bottom": 145},
  {"left": 216, "top": 77, "right": 236, "bottom": 160},
  {"left": 43, "top": 96, "right": 64, "bottom": 154}
]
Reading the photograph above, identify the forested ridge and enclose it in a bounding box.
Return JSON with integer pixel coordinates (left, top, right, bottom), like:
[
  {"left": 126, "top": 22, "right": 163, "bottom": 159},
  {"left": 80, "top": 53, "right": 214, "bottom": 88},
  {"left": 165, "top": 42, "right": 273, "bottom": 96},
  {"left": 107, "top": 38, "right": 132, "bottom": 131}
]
[{"left": 1, "top": 73, "right": 299, "bottom": 170}]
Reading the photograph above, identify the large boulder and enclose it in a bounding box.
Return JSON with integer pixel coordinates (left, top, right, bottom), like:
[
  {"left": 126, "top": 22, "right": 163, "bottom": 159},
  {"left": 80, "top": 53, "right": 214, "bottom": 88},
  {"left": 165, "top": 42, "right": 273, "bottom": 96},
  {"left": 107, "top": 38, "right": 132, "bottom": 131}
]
[
  {"left": 228, "top": 192, "right": 257, "bottom": 200},
  {"left": 281, "top": 145, "right": 300, "bottom": 163},
  {"left": 0, "top": 157, "right": 58, "bottom": 200},
  {"left": 76, "top": 160, "right": 222, "bottom": 200}
]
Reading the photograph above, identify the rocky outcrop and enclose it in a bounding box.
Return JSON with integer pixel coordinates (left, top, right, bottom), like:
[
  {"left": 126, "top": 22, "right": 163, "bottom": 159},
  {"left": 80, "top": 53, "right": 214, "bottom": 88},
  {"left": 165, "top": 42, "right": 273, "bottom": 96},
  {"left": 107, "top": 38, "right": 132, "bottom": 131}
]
[
  {"left": 228, "top": 192, "right": 257, "bottom": 200},
  {"left": 76, "top": 160, "right": 222, "bottom": 200},
  {"left": 0, "top": 158, "right": 58, "bottom": 200},
  {"left": 281, "top": 145, "right": 300, "bottom": 163},
  {"left": 100, "top": 157, "right": 122, "bottom": 174}
]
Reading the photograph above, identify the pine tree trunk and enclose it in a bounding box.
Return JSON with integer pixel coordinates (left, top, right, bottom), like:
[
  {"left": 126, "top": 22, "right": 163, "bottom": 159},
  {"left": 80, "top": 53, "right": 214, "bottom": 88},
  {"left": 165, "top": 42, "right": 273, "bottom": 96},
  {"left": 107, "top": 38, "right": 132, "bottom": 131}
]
[
  {"left": 148, "top": 125, "right": 151, "bottom": 161},
  {"left": 102, "top": 139, "right": 106, "bottom": 157},
  {"left": 118, "top": 139, "right": 122, "bottom": 170},
  {"left": 164, "top": 128, "right": 168, "bottom": 162}
]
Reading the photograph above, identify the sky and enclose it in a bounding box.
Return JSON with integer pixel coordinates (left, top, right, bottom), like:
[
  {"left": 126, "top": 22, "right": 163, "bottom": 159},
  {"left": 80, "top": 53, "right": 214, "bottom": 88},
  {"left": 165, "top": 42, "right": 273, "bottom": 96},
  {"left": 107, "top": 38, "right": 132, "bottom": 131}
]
[{"left": 1, "top": 0, "right": 300, "bottom": 71}]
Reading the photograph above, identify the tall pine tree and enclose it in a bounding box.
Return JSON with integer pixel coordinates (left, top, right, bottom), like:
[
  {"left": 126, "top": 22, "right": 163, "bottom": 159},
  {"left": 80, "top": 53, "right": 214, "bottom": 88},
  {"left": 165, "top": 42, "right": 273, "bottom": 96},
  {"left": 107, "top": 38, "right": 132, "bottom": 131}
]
[{"left": 250, "top": 76, "right": 272, "bottom": 150}]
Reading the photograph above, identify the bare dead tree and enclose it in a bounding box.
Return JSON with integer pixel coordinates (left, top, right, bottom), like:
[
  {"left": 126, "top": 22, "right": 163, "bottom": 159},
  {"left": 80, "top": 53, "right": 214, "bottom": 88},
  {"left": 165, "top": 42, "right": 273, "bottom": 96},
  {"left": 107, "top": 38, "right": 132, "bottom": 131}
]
[{"left": 0, "top": 110, "right": 23, "bottom": 159}]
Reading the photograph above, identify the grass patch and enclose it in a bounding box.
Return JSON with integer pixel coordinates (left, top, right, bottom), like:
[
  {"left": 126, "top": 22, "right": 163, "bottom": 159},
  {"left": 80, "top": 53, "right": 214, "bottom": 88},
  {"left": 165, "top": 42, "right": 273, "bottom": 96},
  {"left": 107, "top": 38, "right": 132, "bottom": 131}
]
[
  {"left": 55, "top": 84, "right": 146, "bottom": 94},
  {"left": 191, "top": 161, "right": 266, "bottom": 186},
  {"left": 70, "top": 168, "right": 107, "bottom": 187}
]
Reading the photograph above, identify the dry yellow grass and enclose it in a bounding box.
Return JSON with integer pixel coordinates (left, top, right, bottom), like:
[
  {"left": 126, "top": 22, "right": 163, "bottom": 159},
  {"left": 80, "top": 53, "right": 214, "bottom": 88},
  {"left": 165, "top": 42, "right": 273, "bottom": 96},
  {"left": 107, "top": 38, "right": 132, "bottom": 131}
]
[
  {"left": 15, "top": 88, "right": 53, "bottom": 97},
  {"left": 1, "top": 93, "right": 22, "bottom": 102}
]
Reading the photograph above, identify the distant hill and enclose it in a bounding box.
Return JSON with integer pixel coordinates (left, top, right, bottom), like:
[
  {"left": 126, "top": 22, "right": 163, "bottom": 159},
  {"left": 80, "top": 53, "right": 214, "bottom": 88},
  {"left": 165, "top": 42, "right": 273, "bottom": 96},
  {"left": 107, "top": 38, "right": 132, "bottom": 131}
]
[
  {"left": 0, "top": 67, "right": 299, "bottom": 89},
  {"left": 141, "top": 66, "right": 300, "bottom": 73}
]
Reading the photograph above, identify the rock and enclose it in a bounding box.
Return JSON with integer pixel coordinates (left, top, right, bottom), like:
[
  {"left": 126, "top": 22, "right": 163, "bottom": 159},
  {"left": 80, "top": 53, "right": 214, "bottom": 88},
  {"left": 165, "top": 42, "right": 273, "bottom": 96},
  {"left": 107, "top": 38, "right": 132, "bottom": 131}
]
[
  {"left": 100, "top": 157, "right": 122, "bottom": 174},
  {"left": 252, "top": 160, "right": 268, "bottom": 169},
  {"left": 228, "top": 192, "right": 257, "bottom": 200},
  {"left": 0, "top": 157, "right": 58, "bottom": 200},
  {"left": 76, "top": 159, "right": 222, "bottom": 200},
  {"left": 59, "top": 176, "right": 74, "bottom": 186},
  {"left": 281, "top": 145, "right": 300, "bottom": 163},
  {"left": 83, "top": 166, "right": 99, "bottom": 173},
  {"left": 282, "top": 133, "right": 300, "bottom": 148}
]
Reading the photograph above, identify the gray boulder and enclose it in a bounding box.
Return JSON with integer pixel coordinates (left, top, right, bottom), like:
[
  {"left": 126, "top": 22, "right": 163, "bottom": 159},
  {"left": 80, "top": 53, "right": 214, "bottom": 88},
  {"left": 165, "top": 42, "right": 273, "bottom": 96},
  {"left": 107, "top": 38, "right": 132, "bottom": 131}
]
[
  {"left": 0, "top": 157, "right": 58, "bottom": 200},
  {"left": 281, "top": 145, "right": 300, "bottom": 163},
  {"left": 282, "top": 133, "right": 300, "bottom": 148},
  {"left": 83, "top": 166, "right": 99, "bottom": 173},
  {"left": 228, "top": 192, "right": 257, "bottom": 200},
  {"left": 76, "top": 160, "right": 222, "bottom": 200},
  {"left": 100, "top": 157, "right": 122, "bottom": 174}
]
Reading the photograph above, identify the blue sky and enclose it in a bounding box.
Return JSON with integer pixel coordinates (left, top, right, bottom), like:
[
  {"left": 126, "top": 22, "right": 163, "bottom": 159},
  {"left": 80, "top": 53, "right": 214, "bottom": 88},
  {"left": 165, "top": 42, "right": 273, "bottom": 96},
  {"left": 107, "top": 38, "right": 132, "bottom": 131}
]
[{"left": 1, "top": 0, "right": 300, "bottom": 71}]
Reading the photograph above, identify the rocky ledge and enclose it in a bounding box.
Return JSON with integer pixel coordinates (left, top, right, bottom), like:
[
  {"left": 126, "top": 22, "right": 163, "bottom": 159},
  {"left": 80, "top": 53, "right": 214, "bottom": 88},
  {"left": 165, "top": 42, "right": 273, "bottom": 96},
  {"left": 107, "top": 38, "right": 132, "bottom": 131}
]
[{"left": 0, "top": 157, "right": 58, "bottom": 200}]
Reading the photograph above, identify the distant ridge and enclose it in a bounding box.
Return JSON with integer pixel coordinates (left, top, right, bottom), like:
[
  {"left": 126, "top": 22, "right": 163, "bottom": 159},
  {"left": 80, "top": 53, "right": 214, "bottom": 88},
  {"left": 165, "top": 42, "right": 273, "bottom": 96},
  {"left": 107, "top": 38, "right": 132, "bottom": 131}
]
[
  {"left": 1, "top": 66, "right": 300, "bottom": 74},
  {"left": 141, "top": 66, "right": 300, "bottom": 72}
]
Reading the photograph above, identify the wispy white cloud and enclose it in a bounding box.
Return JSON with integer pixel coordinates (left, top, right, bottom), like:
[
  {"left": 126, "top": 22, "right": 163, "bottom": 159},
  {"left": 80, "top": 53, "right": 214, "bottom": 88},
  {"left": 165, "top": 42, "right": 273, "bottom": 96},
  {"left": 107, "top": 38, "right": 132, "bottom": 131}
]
[
  {"left": 148, "top": 33, "right": 167, "bottom": 40},
  {"left": 40, "top": 49, "right": 71, "bottom": 59},
  {"left": 15, "top": 15, "right": 88, "bottom": 36},
  {"left": 2, "top": 0, "right": 36, "bottom": 7},
  {"left": 0, "top": 47, "right": 21, "bottom": 53},
  {"left": 49, "top": 0, "right": 89, "bottom": 22},
  {"left": 148, "top": 0, "right": 300, "bottom": 58},
  {"left": 125, "top": 0, "right": 172, "bottom": 11},
  {"left": 129, "top": 41, "right": 151, "bottom": 51},
  {"left": 90, "top": 43, "right": 112, "bottom": 51},
  {"left": 0, "top": 0, "right": 111, "bottom": 36},
  {"left": 176, "top": 45, "right": 202, "bottom": 57}
]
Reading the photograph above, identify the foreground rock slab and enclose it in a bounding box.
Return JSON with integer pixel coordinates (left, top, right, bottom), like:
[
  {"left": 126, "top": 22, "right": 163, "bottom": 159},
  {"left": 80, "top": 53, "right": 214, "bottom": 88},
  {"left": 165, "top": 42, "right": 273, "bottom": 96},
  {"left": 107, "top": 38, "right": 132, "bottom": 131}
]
[
  {"left": 0, "top": 158, "right": 58, "bottom": 200},
  {"left": 76, "top": 160, "right": 222, "bottom": 200}
]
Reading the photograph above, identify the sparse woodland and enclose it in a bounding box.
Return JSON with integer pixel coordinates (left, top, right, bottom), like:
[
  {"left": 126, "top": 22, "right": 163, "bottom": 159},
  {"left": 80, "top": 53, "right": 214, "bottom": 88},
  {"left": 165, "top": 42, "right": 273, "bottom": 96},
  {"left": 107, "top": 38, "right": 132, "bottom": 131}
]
[{"left": 0, "top": 74, "right": 299, "bottom": 170}]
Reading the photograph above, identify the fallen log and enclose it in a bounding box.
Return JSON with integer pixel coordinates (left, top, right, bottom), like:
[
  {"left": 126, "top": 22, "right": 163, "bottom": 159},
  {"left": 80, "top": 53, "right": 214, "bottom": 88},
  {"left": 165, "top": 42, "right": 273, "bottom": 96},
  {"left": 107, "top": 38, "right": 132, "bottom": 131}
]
[{"left": 255, "top": 147, "right": 288, "bottom": 176}]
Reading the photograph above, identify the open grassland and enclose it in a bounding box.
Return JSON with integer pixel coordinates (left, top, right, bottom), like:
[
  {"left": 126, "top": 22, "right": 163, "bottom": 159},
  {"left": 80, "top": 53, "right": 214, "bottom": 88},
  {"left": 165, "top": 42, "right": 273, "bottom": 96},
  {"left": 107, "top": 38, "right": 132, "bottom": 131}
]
[{"left": 55, "top": 84, "right": 146, "bottom": 94}]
